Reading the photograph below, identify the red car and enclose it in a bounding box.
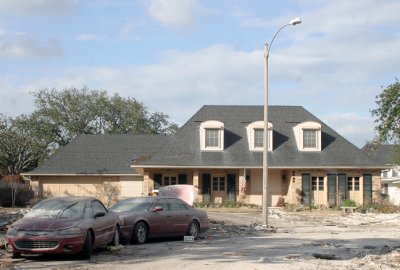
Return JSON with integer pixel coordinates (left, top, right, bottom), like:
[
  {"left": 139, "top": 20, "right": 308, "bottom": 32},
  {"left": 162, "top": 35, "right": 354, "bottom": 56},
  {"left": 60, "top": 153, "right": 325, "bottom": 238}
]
[
  {"left": 6, "top": 196, "right": 120, "bottom": 259},
  {"left": 110, "top": 196, "right": 209, "bottom": 244}
]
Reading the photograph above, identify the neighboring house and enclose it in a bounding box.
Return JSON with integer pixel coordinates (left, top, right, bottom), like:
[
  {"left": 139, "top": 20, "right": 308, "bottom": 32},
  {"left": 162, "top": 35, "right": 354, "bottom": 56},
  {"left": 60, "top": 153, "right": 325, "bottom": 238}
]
[
  {"left": 24, "top": 105, "right": 385, "bottom": 207},
  {"left": 362, "top": 144, "right": 400, "bottom": 205},
  {"left": 23, "top": 134, "right": 170, "bottom": 204}
]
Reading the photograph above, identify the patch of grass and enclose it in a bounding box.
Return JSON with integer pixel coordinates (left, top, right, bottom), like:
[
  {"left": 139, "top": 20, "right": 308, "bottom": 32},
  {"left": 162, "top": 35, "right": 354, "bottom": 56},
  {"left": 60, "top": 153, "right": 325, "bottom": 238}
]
[
  {"left": 358, "top": 200, "right": 400, "bottom": 214},
  {"left": 342, "top": 199, "right": 357, "bottom": 207}
]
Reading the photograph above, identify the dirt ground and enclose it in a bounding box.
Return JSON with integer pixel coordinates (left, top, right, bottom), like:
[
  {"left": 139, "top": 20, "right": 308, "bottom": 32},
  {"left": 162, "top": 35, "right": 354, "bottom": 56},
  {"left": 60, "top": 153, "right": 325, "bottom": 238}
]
[{"left": 1, "top": 207, "right": 400, "bottom": 270}]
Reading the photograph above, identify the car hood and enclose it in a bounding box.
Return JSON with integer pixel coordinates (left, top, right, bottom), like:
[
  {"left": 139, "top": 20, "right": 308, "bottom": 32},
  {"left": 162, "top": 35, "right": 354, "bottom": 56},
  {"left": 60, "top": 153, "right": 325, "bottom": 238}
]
[{"left": 12, "top": 217, "right": 84, "bottom": 231}]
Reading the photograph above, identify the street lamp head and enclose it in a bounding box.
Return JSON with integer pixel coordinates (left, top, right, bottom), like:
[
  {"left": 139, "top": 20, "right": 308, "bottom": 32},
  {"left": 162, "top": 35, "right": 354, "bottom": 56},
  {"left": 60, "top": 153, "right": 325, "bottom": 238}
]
[{"left": 289, "top": 17, "right": 302, "bottom": 25}]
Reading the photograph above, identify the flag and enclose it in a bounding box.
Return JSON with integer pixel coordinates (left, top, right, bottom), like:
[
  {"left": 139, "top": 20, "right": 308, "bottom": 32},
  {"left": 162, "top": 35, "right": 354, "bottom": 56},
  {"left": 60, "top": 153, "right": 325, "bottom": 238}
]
[{"left": 241, "top": 169, "right": 247, "bottom": 193}]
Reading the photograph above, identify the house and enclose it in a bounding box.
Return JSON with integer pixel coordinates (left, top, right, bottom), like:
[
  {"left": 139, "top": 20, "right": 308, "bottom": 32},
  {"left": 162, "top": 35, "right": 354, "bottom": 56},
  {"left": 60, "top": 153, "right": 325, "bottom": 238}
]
[
  {"left": 362, "top": 144, "right": 400, "bottom": 205},
  {"left": 24, "top": 105, "right": 385, "bottom": 207}
]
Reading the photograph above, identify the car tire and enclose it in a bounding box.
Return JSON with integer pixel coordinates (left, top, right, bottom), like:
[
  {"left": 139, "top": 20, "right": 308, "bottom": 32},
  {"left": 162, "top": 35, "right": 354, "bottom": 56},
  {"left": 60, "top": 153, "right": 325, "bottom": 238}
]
[
  {"left": 133, "top": 221, "right": 147, "bottom": 244},
  {"left": 80, "top": 231, "right": 93, "bottom": 260},
  {"left": 110, "top": 226, "right": 120, "bottom": 246},
  {"left": 187, "top": 221, "right": 199, "bottom": 239}
]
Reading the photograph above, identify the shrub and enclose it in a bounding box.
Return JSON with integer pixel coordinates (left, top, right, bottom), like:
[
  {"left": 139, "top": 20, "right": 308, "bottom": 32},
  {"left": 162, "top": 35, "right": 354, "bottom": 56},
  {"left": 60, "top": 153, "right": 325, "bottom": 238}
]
[
  {"left": 276, "top": 196, "right": 285, "bottom": 207},
  {"left": 342, "top": 199, "right": 357, "bottom": 207},
  {"left": 0, "top": 185, "right": 34, "bottom": 207},
  {"left": 358, "top": 201, "right": 400, "bottom": 214}
]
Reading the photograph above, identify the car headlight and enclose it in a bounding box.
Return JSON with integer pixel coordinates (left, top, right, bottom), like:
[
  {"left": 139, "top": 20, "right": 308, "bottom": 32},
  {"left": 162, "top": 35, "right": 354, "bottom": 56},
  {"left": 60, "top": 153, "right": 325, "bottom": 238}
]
[
  {"left": 6, "top": 227, "right": 18, "bottom": 236},
  {"left": 59, "top": 227, "right": 82, "bottom": 235}
]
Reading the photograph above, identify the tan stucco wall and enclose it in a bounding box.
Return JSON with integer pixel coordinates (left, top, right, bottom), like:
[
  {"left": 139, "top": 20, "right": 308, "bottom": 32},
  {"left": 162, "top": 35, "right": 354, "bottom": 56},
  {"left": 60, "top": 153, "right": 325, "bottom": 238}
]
[
  {"left": 30, "top": 175, "right": 143, "bottom": 206},
  {"left": 120, "top": 176, "right": 144, "bottom": 198}
]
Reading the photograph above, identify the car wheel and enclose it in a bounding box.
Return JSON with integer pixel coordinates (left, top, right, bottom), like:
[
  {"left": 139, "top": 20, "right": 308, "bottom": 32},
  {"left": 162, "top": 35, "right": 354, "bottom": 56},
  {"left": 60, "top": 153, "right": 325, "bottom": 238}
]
[
  {"left": 80, "top": 231, "right": 93, "bottom": 260},
  {"left": 133, "top": 221, "right": 147, "bottom": 244},
  {"left": 111, "top": 226, "right": 120, "bottom": 246},
  {"left": 187, "top": 221, "right": 199, "bottom": 239}
]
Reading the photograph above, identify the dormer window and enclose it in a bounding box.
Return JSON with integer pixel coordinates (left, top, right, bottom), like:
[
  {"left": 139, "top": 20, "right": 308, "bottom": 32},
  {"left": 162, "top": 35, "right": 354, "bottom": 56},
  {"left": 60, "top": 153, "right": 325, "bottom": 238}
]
[
  {"left": 205, "top": 129, "right": 220, "bottom": 148},
  {"left": 200, "top": 120, "right": 224, "bottom": 151},
  {"left": 254, "top": 129, "right": 263, "bottom": 148},
  {"left": 247, "top": 121, "right": 273, "bottom": 151},
  {"left": 293, "top": 121, "right": 321, "bottom": 151},
  {"left": 303, "top": 129, "right": 317, "bottom": 148}
]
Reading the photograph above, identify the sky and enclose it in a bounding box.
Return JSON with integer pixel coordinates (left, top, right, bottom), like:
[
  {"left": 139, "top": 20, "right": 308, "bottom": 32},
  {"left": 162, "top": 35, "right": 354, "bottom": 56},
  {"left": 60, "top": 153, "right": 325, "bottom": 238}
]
[{"left": 0, "top": 0, "right": 399, "bottom": 148}]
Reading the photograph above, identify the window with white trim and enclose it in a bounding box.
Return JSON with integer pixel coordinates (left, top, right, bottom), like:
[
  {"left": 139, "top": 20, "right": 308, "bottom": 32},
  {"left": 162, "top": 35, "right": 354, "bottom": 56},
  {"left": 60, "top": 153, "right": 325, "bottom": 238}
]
[
  {"left": 293, "top": 121, "right": 322, "bottom": 151},
  {"left": 205, "top": 129, "right": 220, "bottom": 148},
  {"left": 347, "top": 176, "right": 360, "bottom": 191},
  {"left": 254, "top": 129, "right": 263, "bottom": 148},
  {"left": 200, "top": 120, "right": 224, "bottom": 151},
  {"left": 311, "top": 176, "right": 324, "bottom": 191},
  {"left": 163, "top": 175, "right": 177, "bottom": 186},
  {"left": 246, "top": 121, "right": 273, "bottom": 151},
  {"left": 303, "top": 129, "right": 317, "bottom": 148},
  {"left": 212, "top": 176, "right": 225, "bottom": 191}
]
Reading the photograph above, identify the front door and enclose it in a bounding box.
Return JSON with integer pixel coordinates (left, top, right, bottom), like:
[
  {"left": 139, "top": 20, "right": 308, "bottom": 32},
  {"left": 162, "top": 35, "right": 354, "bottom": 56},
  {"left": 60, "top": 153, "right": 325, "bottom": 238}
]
[
  {"left": 227, "top": 174, "right": 236, "bottom": 202},
  {"left": 338, "top": 174, "right": 346, "bottom": 205},
  {"left": 363, "top": 174, "right": 372, "bottom": 205},
  {"left": 327, "top": 174, "right": 337, "bottom": 206},
  {"left": 212, "top": 175, "right": 226, "bottom": 204},
  {"left": 301, "top": 174, "right": 311, "bottom": 206},
  {"left": 202, "top": 174, "right": 211, "bottom": 203}
]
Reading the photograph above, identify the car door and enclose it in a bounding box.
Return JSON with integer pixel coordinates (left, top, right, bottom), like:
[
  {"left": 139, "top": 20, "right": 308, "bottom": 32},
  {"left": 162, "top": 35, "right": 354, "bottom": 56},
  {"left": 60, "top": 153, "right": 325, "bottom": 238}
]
[
  {"left": 166, "top": 198, "right": 191, "bottom": 235},
  {"left": 91, "top": 200, "right": 115, "bottom": 246},
  {"left": 147, "top": 198, "right": 172, "bottom": 237}
]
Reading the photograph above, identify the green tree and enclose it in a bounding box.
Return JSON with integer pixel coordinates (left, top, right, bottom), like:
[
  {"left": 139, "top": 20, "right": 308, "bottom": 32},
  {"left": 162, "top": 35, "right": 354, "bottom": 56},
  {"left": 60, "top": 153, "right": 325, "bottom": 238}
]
[
  {"left": 32, "top": 87, "right": 177, "bottom": 146},
  {"left": 0, "top": 87, "right": 177, "bottom": 176},
  {"left": 371, "top": 79, "right": 400, "bottom": 144}
]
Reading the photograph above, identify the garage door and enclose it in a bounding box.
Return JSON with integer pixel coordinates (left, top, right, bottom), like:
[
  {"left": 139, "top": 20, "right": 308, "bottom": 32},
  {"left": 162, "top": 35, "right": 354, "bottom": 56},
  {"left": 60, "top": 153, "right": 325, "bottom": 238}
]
[{"left": 120, "top": 176, "right": 144, "bottom": 198}]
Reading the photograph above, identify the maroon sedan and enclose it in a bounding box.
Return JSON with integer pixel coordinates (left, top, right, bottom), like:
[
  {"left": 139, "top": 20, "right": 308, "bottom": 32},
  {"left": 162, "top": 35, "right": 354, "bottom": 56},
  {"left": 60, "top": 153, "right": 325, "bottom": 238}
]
[
  {"left": 110, "top": 196, "right": 209, "bottom": 244},
  {"left": 6, "top": 196, "right": 120, "bottom": 259}
]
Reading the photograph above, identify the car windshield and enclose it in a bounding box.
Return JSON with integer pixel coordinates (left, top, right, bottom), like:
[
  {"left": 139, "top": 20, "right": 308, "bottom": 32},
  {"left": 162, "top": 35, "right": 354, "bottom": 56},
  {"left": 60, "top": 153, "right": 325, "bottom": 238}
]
[
  {"left": 110, "top": 198, "right": 153, "bottom": 212},
  {"left": 25, "top": 199, "right": 86, "bottom": 218}
]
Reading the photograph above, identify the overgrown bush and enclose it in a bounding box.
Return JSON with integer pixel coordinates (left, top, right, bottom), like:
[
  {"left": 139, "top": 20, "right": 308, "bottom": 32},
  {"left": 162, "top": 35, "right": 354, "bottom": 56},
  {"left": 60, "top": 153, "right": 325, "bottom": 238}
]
[
  {"left": 358, "top": 200, "right": 400, "bottom": 214},
  {"left": 342, "top": 199, "right": 357, "bottom": 207},
  {"left": 276, "top": 196, "right": 285, "bottom": 207},
  {"left": 0, "top": 185, "right": 34, "bottom": 207}
]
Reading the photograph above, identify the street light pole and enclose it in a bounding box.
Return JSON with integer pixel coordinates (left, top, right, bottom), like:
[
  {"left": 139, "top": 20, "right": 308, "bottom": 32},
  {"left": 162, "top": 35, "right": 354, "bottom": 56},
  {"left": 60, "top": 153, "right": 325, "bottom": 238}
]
[{"left": 263, "top": 17, "right": 302, "bottom": 226}]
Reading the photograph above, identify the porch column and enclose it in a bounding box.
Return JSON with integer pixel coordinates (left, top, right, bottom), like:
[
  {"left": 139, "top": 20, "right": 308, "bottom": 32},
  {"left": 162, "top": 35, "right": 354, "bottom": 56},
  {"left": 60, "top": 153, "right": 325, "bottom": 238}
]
[
  {"left": 193, "top": 170, "right": 200, "bottom": 202},
  {"left": 143, "top": 172, "right": 150, "bottom": 196},
  {"left": 239, "top": 169, "right": 247, "bottom": 202}
]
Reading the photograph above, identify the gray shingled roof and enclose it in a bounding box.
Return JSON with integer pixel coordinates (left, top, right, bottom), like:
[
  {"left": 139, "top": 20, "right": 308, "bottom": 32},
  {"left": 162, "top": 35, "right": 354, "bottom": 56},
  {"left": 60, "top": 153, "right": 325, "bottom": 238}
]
[
  {"left": 25, "top": 134, "right": 170, "bottom": 175},
  {"left": 137, "top": 105, "right": 381, "bottom": 168},
  {"left": 362, "top": 144, "right": 400, "bottom": 165}
]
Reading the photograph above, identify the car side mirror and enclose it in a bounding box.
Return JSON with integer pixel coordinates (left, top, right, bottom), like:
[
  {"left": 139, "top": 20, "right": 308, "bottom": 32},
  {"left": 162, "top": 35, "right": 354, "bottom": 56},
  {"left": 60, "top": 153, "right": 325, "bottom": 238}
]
[
  {"left": 152, "top": 206, "right": 163, "bottom": 212},
  {"left": 94, "top": 212, "right": 106, "bottom": 218}
]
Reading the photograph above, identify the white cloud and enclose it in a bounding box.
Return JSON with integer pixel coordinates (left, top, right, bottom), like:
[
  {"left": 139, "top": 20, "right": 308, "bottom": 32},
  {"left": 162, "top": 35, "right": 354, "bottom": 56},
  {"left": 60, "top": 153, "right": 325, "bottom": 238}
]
[
  {"left": 0, "top": 32, "right": 63, "bottom": 59},
  {"left": 323, "top": 113, "right": 376, "bottom": 148},
  {"left": 148, "top": 0, "right": 200, "bottom": 32},
  {"left": 0, "top": 44, "right": 263, "bottom": 124},
  {"left": 0, "top": 0, "right": 77, "bottom": 15}
]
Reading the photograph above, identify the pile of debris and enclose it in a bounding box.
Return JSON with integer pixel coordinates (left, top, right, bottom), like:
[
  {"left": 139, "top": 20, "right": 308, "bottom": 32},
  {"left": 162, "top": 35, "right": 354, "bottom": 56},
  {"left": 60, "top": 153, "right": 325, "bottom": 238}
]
[
  {"left": 207, "top": 219, "right": 276, "bottom": 239},
  {"left": 0, "top": 208, "right": 26, "bottom": 250}
]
